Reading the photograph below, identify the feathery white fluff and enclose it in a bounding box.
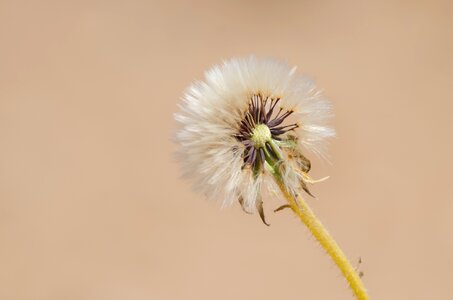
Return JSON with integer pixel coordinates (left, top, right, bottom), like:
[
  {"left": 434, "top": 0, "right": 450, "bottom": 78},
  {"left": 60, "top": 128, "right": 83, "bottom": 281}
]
[{"left": 175, "top": 56, "right": 334, "bottom": 213}]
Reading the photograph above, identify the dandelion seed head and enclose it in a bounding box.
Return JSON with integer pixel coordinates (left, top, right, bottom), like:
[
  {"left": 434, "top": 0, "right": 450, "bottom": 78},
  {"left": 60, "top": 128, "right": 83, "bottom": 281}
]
[{"left": 175, "top": 56, "right": 335, "bottom": 215}]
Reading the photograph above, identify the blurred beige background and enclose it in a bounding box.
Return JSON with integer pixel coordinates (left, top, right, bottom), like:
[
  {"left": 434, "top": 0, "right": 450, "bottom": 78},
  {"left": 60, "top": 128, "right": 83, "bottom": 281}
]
[{"left": 1, "top": 1, "right": 452, "bottom": 299}]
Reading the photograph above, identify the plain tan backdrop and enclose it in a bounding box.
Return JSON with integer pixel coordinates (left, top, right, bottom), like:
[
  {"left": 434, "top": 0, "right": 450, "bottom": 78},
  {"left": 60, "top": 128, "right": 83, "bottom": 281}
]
[{"left": 1, "top": 1, "right": 452, "bottom": 299}]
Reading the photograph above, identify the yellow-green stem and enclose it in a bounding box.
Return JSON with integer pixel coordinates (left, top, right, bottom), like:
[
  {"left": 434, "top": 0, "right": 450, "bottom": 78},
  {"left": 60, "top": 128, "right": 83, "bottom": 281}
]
[{"left": 275, "top": 179, "right": 370, "bottom": 300}]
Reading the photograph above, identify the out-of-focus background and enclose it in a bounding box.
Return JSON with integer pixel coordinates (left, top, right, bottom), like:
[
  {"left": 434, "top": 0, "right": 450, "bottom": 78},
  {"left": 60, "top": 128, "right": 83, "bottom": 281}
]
[{"left": 1, "top": 1, "right": 452, "bottom": 299}]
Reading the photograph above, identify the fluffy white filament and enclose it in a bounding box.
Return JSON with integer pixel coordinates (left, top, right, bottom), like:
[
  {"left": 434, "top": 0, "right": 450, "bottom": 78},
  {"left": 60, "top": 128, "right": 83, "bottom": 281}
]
[{"left": 175, "top": 56, "right": 334, "bottom": 212}]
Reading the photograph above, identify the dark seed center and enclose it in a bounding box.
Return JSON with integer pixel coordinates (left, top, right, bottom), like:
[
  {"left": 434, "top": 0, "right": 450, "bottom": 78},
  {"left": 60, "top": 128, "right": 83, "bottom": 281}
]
[{"left": 234, "top": 94, "right": 298, "bottom": 169}]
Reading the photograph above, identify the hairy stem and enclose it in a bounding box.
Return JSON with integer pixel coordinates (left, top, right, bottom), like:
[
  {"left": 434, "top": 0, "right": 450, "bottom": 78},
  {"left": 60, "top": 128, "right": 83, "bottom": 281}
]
[
  {"left": 262, "top": 139, "right": 369, "bottom": 299},
  {"left": 274, "top": 177, "right": 370, "bottom": 300}
]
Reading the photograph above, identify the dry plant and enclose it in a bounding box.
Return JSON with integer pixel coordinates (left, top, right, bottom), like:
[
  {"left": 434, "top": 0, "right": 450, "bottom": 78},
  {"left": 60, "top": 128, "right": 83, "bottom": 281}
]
[{"left": 175, "top": 56, "right": 369, "bottom": 300}]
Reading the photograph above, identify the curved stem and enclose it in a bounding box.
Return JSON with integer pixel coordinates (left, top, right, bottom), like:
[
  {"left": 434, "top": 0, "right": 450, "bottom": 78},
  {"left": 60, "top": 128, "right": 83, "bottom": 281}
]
[{"left": 274, "top": 178, "right": 370, "bottom": 300}]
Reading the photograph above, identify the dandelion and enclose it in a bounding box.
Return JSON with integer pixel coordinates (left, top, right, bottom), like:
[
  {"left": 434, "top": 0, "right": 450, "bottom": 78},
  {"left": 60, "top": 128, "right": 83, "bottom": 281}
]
[{"left": 175, "top": 56, "right": 369, "bottom": 300}]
